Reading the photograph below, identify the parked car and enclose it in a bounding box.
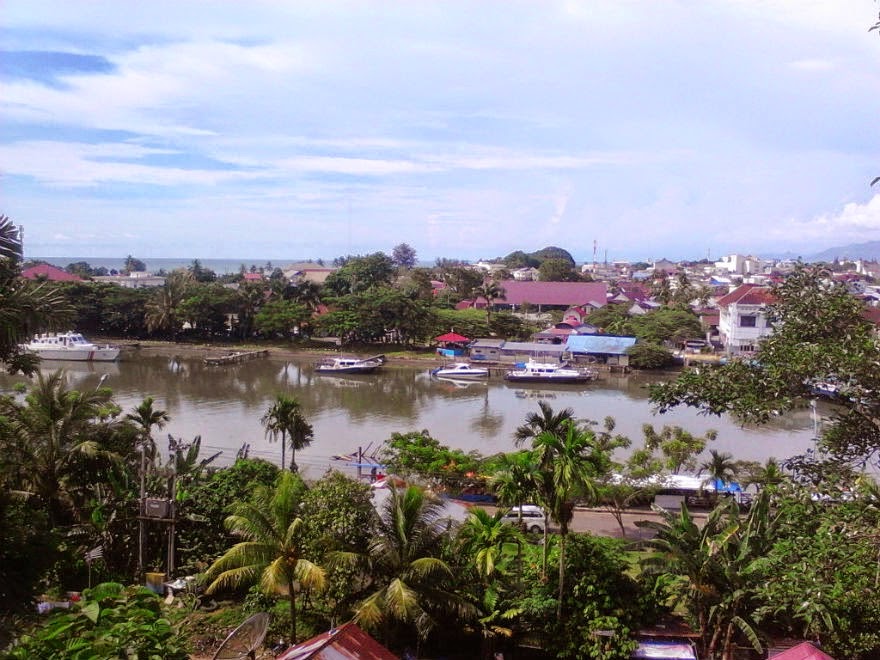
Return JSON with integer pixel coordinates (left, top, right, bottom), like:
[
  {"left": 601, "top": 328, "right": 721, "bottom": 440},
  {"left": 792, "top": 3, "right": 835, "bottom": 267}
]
[{"left": 500, "top": 504, "right": 546, "bottom": 534}]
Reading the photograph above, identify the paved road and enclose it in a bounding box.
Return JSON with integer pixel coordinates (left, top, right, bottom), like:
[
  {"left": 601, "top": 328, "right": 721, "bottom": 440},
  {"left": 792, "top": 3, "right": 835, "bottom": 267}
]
[{"left": 479, "top": 504, "right": 709, "bottom": 541}]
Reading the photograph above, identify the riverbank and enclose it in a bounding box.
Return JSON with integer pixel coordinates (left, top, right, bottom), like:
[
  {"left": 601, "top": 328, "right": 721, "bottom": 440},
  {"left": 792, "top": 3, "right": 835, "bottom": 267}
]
[{"left": 114, "top": 338, "right": 446, "bottom": 368}]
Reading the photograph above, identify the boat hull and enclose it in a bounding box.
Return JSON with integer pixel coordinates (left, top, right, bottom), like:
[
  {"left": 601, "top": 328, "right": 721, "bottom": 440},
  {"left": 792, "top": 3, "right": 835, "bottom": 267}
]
[
  {"left": 27, "top": 347, "right": 120, "bottom": 362},
  {"left": 503, "top": 373, "right": 592, "bottom": 384},
  {"left": 315, "top": 365, "right": 380, "bottom": 374}
]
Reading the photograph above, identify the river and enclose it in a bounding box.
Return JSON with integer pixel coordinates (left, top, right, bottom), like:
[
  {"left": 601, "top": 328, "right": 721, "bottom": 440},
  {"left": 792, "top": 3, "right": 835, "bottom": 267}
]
[{"left": 0, "top": 353, "right": 826, "bottom": 478}]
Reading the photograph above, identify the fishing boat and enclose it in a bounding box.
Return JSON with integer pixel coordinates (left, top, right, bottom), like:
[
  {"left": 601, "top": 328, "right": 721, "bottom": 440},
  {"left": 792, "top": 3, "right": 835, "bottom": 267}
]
[
  {"left": 315, "top": 355, "right": 385, "bottom": 375},
  {"left": 503, "top": 359, "right": 595, "bottom": 384},
  {"left": 21, "top": 332, "right": 120, "bottom": 362},
  {"left": 430, "top": 362, "right": 489, "bottom": 379}
]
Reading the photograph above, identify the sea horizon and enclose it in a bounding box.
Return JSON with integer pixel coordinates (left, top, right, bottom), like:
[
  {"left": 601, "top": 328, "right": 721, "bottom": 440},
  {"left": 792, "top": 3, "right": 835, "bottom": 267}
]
[{"left": 26, "top": 256, "right": 324, "bottom": 275}]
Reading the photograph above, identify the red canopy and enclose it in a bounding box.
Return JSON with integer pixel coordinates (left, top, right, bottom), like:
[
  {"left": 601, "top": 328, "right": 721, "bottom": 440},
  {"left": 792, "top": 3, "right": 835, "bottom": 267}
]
[{"left": 434, "top": 332, "right": 470, "bottom": 343}]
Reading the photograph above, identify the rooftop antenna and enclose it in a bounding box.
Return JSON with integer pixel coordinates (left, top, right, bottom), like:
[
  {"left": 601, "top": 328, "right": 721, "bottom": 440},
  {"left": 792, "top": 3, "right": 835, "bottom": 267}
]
[{"left": 592, "top": 239, "right": 597, "bottom": 269}]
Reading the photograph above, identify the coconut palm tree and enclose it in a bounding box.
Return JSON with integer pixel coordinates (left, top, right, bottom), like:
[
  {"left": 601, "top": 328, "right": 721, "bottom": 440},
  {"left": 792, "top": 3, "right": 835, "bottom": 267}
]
[
  {"left": 513, "top": 401, "right": 576, "bottom": 447},
  {"left": 472, "top": 280, "right": 506, "bottom": 327},
  {"left": 531, "top": 421, "right": 605, "bottom": 619},
  {"left": 0, "top": 216, "right": 73, "bottom": 374},
  {"left": 144, "top": 271, "right": 188, "bottom": 336},
  {"left": 125, "top": 397, "right": 169, "bottom": 461},
  {"left": 204, "top": 471, "right": 325, "bottom": 643},
  {"left": 0, "top": 370, "right": 119, "bottom": 526},
  {"left": 344, "top": 485, "right": 476, "bottom": 646},
  {"left": 261, "top": 394, "right": 313, "bottom": 471}
]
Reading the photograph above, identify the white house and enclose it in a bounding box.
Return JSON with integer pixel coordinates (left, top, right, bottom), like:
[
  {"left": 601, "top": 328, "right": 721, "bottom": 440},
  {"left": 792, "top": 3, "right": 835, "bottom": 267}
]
[
  {"left": 713, "top": 254, "right": 771, "bottom": 276},
  {"left": 716, "top": 283, "right": 774, "bottom": 354}
]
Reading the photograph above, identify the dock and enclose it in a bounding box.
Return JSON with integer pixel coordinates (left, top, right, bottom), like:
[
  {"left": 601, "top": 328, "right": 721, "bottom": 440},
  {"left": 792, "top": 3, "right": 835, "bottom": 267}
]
[{"left": 204, "top": 349, "right": 269, "bottom": 366}]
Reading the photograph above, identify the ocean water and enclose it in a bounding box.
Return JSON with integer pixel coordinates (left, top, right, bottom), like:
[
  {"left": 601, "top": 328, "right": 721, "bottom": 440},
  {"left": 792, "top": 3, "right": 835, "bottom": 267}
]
[{"left": 28, "top": 256, "right": 317, "bottom": 275}]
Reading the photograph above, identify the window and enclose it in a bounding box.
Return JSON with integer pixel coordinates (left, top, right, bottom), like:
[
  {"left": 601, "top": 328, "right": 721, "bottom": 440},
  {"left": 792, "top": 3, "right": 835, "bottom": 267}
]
[{"left": 739, "top": 315, "right": 756, "bottom": 327}]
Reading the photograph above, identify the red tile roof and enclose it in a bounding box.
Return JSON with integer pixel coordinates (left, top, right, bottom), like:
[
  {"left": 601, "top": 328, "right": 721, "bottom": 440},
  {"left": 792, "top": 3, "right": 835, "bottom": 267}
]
[
  {"left": 20, "top": 264, "right": 82, "bottom": 282},
  {"left": 477, "top": 281, "right": 608, "bottom": 307},
  {"left": 716, "top": 283, "right": 773, "bottom": 307}
]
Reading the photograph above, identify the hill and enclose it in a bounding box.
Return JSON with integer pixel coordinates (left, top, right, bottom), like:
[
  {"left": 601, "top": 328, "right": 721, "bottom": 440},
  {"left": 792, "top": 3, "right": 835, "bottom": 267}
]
[{"left": 810, "top": 241, "right": 880, "bottom": 262}]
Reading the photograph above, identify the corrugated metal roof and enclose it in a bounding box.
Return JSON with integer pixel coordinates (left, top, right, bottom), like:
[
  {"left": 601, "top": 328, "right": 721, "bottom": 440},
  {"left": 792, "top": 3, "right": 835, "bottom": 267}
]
[
  {"left": 565, "top": 335, "right": 637, "bottom": 355},
  {"left": 470, "top": 338, "right": 506, "bottom": 348},
  {"left": 276, "top": 623, "right": 396, "bottom": 660}
]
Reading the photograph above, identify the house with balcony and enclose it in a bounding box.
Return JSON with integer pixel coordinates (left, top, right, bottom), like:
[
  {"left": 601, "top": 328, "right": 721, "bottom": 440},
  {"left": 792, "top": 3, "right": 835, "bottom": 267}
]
[{"left": 717, "top": 284, "right": 774, "bottom": 354}]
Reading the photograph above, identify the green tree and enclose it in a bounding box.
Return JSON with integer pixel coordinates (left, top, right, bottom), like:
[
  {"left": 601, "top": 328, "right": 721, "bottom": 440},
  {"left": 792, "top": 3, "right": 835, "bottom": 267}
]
[
  {"left": 341, "top": 485, "right": 476, "bottom": 646},
  {"left": 123, "top": 255, "right": 147, "bottom": 273},
  {"left": 651, "top": 264, "right": 880, "bottom": 465},
  {"left": 532, "top": 421, "right": 606, "bottom": 619},
  {"left": 325, "top": 252, "right": 396, "bottom": 296},
  {"left": 472, "top": 280, "right": 506, "bottom": 327},
  {"left": 204, "top": 471, "right": 326, "bottom": 643},
  {"left": 0, "top": 370, "right": 120, "bottom": 526},
  {"left": 514, "top": 401, "right": 576, "bottom": 447},
  {"left": 538, "top": 258, "right": 580, "bottom": 282},
  {"left": 144, "top": 271, "right": 189, "bottom": 336},
  {"left": 627, "top": 341, "right": 675, "bottom": 369},
  {"left": 254, "top": 299, "right": 311, "bottom": 339},
  {"left": 0, "top": 216, "right": 73, "bottom": 374},
  {"left": 391, "top": 243, "right": 418, "bottom": 269},
  {"left": 261, "top": 394, "right": 313, "bottom": 471}
]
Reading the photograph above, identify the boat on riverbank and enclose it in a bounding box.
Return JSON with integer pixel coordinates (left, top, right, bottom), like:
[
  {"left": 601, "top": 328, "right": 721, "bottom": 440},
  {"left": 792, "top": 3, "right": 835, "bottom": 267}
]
[
  {"left": 503, "top": 359, "right": 595, "bottom": 384},
  {"left": 21, "top": 332, "right": 120, "bottom": 362},
  {"left": 315, "top": 355, "right": 385, "bottom": 375},
  {"left": 431, "top": 362, "right": 489, "bottom": 379}
]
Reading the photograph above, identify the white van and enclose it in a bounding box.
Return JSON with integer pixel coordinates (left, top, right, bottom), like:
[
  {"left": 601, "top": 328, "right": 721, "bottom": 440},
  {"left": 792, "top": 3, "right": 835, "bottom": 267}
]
[{"left": 500, "top": 505, "right": 546, "bottom": 534}]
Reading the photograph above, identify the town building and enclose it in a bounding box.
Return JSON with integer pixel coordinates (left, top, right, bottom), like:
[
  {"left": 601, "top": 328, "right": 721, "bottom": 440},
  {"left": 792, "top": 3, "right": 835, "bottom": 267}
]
[{"left": 716, "top": 283, "right": 774, "bottom": 354}]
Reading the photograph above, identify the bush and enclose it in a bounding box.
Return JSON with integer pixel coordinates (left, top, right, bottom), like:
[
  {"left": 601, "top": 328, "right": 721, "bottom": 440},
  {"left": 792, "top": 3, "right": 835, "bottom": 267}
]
[
  {"left": 6, "top": 582, "right": 189, "bottom": 659},
  {"left": 627, "top": 342, "right": 675, "bottom": 369}
]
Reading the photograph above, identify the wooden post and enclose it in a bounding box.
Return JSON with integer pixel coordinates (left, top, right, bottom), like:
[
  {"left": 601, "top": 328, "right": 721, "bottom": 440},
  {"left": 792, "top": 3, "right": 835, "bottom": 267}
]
[{"left": 357, "top": 446, "right": 363, "bottom": 481}]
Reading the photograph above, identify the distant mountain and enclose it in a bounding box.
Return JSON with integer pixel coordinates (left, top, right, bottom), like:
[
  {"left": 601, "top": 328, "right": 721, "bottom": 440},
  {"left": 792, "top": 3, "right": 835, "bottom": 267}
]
[{"left": 809, "top": 241, "right": 880, "bottom": 262}]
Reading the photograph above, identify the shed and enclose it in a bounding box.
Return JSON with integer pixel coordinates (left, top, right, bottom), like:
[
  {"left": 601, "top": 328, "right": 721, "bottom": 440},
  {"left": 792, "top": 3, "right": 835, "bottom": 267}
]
[
  {"left": 769, "top": 642, "right": 834, "bottom": 659},
  {"left": 469, "top": 338, "right": 506, "bottom": 362},
  {"left": 565, "top": 334, "right": 637, "bottom": 367},
  {"left": 276, "top": 622, "right": 396, "bottom": 660}
]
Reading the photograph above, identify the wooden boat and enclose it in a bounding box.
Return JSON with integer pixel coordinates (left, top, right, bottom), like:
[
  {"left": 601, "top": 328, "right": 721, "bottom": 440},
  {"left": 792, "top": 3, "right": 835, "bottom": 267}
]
[{"left": 503, "top": 359, "right": 595, "bottom": 384}]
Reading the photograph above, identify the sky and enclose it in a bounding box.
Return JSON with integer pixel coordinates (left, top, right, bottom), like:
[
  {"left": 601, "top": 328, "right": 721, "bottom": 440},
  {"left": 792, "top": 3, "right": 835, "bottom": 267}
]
[{"left": 2, "top": 1, "right": 880, "bottom": 264}]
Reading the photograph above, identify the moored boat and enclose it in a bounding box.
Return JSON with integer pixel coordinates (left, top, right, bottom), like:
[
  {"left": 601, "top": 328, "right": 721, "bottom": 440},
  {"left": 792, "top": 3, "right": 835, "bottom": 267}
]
[
  {"left": 21, "top": 332, "right": 120, "bottom": 362},
  {"left": 430, "top": 362, "right": 489, "bottom": 379},
  {"left": 315, "top": 355, "right": 385, "bottom": 375},
  {"left": 503, "top": 359, "right": 595, "bottom": 384}
]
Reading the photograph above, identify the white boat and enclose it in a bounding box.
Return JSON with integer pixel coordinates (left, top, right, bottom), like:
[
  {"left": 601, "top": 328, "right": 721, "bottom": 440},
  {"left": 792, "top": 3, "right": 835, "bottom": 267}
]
[
  {"left": 22, "top": 332, "right": 120, "bottom": 362},
  {"left": 503, "top": 359, "right": 595, "bottom": 384},
  {"left": 315, "top": 355, "right": 384, "bottom": 375},
  {"left": 431, "top": 362, "right": 489, "bottom": 379}
]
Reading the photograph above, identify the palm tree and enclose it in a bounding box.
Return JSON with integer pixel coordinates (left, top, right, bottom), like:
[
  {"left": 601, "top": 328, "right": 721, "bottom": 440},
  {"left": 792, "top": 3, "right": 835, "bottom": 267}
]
[
  {"left": 640, "top": 493, "right": 774, "bottom": 659},
  {"left": 699, "top": 449, "right": 739, "bottom": 496},
  {"left": 261, "top": 394, "right": 313, "bottom": 471},
  {"left": 204, "top": 471, "right": 325, "bottom": 643},
  {"left": 472, "top": 280, "right": 506, "bottom": 327},
  {"left": 458, "top": 507, "right": 522, "bottom": 583},
  {"left": 0, "top": 370, "right": 119, "bottom": 526},
  {"left": 513, "top": 401, "right": 576, "bottom": 447},
  {"left": 531, "top": 421, "right": 604, "bottom": 619},
  {"left": 144, "top": 272, "right": 188, "bottom": 336},
  {"left": 490, "top": 450, "right": 542, "bottom": 526},
  {"left": 343, "top": 485, "right": 476, "bottom": 646},
  {"left": 125, "top": 396, "right": 169, "bottom": 461}
]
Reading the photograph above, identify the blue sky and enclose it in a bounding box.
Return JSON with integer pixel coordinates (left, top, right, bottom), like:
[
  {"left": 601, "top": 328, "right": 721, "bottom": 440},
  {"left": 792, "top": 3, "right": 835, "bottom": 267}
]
[{"left": 2, "top": 1, "right": 879, "bottom": 263}]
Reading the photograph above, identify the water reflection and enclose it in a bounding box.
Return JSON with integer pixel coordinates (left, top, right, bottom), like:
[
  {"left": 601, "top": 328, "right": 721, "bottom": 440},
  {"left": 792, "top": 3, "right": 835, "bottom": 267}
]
[{"left": 0, "top": 355, "right": 824, "bottom": 477}]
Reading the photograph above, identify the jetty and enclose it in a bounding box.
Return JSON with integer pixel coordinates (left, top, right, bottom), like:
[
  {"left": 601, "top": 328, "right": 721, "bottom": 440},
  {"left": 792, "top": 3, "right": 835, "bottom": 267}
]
[{"left": 203, "top": 349, "right": 270, "bottom": 366}]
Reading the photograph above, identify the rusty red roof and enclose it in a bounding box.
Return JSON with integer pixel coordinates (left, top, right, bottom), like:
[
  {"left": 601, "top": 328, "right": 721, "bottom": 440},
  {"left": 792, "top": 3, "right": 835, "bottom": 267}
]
[
  {"left": 716, "top": 283, "right": 773, "bottom": 307},
  {"left": 20, "top": 264, "right": 82, "bottom": 282},
  {"left": 276, "top": 622, "right": 396, "bottom": 660}
]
